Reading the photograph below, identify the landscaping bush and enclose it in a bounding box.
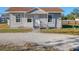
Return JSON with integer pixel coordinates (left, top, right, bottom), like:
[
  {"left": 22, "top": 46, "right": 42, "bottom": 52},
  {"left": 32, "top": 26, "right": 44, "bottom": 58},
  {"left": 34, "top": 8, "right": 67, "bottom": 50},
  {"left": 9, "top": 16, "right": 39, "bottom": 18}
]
[{"left": 63, "top": 25, "right": 79, "bottom": 28}]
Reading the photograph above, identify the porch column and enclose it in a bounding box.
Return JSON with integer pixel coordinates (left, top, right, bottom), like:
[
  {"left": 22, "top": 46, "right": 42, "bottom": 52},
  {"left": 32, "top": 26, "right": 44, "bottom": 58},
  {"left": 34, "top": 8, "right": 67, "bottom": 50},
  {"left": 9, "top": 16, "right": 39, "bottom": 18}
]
[
  {"left": 32, "top": 15, "right": 35, "bottom": 30},
  {"left": 47, "top": 13, "right": 48, "bottom": 29}
]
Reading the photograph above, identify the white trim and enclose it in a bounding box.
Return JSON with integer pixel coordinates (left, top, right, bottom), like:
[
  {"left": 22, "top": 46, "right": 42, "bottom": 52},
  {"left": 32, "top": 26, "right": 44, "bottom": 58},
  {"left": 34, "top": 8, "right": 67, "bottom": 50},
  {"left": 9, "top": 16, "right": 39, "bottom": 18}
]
[
  {"left": 37, "top": 8, "right": 47, "bottom": 13},
  {"left": 28, "top": 8, "right": 48, "bottom": 14}
]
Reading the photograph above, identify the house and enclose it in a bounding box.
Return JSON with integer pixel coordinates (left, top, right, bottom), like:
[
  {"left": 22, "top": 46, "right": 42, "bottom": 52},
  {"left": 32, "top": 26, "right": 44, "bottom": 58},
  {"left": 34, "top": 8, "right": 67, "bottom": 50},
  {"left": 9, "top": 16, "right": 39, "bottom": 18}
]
[
  {"left": 75, "top": 18, "right": 79, "bottom": 21},
  {"left": 1, "top": 14, "right": 9, "bottom": 23},
  {"left": 6, "top": 7, "right": 63, "bottom": 29}
]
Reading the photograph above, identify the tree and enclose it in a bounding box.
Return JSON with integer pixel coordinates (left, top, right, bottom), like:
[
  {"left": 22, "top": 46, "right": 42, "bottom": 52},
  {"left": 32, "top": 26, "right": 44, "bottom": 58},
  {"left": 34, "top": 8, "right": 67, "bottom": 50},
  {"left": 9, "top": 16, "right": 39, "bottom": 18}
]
[
  {"left": 71, "top": 8, "right": 79, "bottom": 29},
  {"left": 72, "top": 7, "right": 79, "bottom": 18},
  {"left": 62, "top": 8, "right": 78, "bottom": 29},
  {"left": 61, "top": 16, "right": 68, "bottom": 20},
  {"left": 66, "top": 13, "right": 75, "bottom": 20},
  {"left": 62, "top": 7, "right": 79, "bottom": 20}
]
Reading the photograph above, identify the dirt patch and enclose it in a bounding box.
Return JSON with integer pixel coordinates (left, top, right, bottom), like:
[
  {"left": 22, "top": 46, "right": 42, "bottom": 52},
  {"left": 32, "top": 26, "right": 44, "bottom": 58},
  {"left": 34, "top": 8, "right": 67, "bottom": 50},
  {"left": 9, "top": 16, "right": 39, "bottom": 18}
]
[{"left": 0, "top": 42, "right": 59, "bottom": 51}]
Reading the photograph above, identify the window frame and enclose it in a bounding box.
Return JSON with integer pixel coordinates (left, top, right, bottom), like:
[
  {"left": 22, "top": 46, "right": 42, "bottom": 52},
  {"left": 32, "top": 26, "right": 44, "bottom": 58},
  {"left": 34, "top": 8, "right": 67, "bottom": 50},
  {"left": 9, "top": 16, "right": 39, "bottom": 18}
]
[
  {"left": 16, "top": 18, "right": 21, "bottom": 22},
  {"left": 15, "top": 13, "right": 24, "bottom": 22},
  {"left": 27, "top": 18, "right": 32, "bottom": 22},
  {"left": 48, "top": 15, "right": 52, "bottom": 22}
]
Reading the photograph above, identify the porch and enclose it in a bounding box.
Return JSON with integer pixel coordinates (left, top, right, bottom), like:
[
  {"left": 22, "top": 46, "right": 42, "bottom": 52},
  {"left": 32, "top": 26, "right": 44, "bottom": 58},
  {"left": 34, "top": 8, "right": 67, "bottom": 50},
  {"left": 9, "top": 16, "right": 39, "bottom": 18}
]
[
  {"left": 27, "top": 13, "right": 60, "bottom": 29},
  {"left": 27, "top": 14, "right": 48, "bottom": 29}
]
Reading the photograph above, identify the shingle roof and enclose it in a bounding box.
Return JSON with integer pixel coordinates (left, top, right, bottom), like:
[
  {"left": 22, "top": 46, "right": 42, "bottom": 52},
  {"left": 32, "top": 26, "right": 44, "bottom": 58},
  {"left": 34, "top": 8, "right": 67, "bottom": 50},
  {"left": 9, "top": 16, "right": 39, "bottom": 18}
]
[
  {"left": 7, "top": 7, "right": 63, "bottom": 12},
  {"left": 7, "top": 7, "right": 33, "bottom": 11},
  {"left": 40, "top": 7, "right": 63, "bottom": 12}
]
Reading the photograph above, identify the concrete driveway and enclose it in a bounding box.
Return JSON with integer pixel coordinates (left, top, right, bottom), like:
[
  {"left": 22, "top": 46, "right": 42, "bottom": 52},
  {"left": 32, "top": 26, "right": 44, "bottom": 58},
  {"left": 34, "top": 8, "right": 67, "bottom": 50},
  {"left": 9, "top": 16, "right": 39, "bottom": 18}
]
[{"left": 0, "top": 32, "right": 79, "bottom": 50}]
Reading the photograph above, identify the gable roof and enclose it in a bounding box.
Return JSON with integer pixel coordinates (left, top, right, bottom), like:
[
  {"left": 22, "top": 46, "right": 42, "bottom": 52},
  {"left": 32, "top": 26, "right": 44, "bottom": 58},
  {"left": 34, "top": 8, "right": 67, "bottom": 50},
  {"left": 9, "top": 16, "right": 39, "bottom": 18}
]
[
  {"left": 7, "top": 7, "right": 63, "bottom": 12},
  {"left": 7, "top": 7, "right": 33, "bottom": 12},
  {"left": 40, "top": 7, "right": 63, "bottom": 12}
]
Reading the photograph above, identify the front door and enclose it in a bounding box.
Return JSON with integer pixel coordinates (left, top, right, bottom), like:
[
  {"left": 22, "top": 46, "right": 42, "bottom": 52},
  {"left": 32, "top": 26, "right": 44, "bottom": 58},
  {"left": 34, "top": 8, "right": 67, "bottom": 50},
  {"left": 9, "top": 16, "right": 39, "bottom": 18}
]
[{"left": 33, "top": 15, "right": 40, "bottom": 28}]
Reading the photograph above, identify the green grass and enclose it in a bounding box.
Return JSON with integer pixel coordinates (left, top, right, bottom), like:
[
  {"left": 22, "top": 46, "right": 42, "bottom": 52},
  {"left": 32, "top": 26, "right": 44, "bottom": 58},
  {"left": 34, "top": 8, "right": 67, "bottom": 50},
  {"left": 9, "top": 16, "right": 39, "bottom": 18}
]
[
  {"left": 40, "top": 28, "right": 79, "bottom": 35},
  {"left": 0, "top": 28, "right": 32, "bottom": 33}
]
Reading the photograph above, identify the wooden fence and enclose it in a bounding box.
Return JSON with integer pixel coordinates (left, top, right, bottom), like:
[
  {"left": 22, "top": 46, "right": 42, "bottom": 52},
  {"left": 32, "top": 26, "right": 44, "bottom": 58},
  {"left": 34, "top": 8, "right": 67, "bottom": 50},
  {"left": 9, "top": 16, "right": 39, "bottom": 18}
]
[{"left": 62, "top": 20, "right": 79, "bottom": 25}]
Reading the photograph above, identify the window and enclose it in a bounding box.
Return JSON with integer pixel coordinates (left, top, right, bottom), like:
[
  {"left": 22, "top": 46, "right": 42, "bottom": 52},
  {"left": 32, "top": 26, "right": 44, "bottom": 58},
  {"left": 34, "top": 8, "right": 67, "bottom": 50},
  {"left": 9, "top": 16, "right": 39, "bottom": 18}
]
[
  {"left": 16, "top": 14, "right": 21, "bottom": 22},
  {"left": 16, "top": 18, "right": 20, "bottom": 22},
  {"left": 27, "top": 19, "right": 32, "bottom": 22},
  {"left": 48, "top": 15, "right": 52, "bottom": 22}
]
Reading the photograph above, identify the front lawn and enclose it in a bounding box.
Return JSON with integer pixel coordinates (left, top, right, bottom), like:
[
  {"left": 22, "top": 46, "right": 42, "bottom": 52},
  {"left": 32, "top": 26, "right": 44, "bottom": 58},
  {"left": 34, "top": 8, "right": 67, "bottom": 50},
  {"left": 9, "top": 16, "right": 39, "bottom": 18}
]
[
  {"left": 40, "top": 28, "right": 79, "bottom": 35},
  {"left": 0, "top": 28, "right": 32, "bottom": 33}
]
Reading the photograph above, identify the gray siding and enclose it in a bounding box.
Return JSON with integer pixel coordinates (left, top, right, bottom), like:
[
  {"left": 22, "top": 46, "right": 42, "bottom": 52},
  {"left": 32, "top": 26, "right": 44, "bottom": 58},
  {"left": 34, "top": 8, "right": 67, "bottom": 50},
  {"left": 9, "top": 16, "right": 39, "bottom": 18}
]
[
  {"left": 57, "top": 19, "right": 62, "bottom": 28},
  {"left": 48, "top": 13, "right": 62, "bottom": 28},
  {"left": 9, "top": 14, "right": 23, "bottom": 28},
  {"left": 48, "top": 18, "right": 55, "bottom": 28},
  {"left": 40, "top": 18, "right": 48, "bottom": 28},
  {"left": 8, "top": 11, "right": 62, "bottom": 29},
  {"left": 22, "top": 17, "right": 33, "bottom": 28},
  {"left": 9, "top": 13, "right": 33, "bottom": 28}
]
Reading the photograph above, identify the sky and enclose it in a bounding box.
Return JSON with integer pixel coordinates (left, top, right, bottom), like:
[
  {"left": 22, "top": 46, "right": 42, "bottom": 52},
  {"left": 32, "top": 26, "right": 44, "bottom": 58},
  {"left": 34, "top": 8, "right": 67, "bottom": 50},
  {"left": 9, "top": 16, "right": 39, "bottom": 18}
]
[
  {"left": 0, "top": 7, "right": 75, "bottom": 16},
  {"left": 61, "top": 7, "right": 75, "bottom": 15}
]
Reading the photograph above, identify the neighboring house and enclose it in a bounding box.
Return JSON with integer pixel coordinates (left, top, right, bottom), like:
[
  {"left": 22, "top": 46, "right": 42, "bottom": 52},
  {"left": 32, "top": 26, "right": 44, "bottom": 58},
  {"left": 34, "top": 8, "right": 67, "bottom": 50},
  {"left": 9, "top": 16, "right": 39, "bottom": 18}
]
[
  {"left": 6, "top": 7, "right": 63, "bottom": 29},
  {"left": 75, "top": 18, "right": 79, "bottom": 21},
  {"left": 1, "top": 14, "right": 9, "bottom": 23}
]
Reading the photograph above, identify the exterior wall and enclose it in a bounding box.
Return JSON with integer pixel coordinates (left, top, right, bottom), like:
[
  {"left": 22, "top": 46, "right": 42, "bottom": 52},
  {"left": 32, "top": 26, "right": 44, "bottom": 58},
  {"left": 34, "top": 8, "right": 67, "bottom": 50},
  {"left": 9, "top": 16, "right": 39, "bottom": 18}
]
[
  {"left": 54, "top": 13, "right": 62, "bottom": 28},
  {"left": 9, "top": 13, "right": 33, "bottom": 28},
  {"left": 57, "top": 19, "right": 62, "bottom": 28},
  {"left": 75, "top": 18, "right": 79, "bottom": 21},
  {"left": 9, "top": 14, "right": 21, "bottom": 28},
  {"left": 56, "top": 14, "right": 62, "bottom": 28},
  {"left": 48, "top": 13, "right": 62, "bottom": 28},
  {"left": 22, "top": 16, "right": 33, "bottom": 28},
  {"left": 40, "top": 17, "right": 48, "bottom": 28},
  {"left": 8, "top": 12, "right": 62, "bottom": 29},
  {"left": 9, "top": 14, "right": 22, "bottom": 28},
  {"left": 47, "top": 18, "right": 56, "bottom": 28}
]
